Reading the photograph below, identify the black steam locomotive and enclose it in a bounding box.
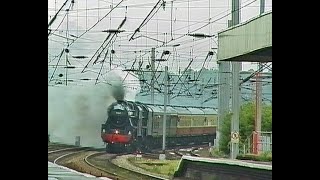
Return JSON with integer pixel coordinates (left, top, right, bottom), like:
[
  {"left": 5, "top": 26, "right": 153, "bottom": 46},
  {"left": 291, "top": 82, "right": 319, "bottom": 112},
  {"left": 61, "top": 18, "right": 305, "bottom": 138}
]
[{"left": 101, "top": 100, "right": 217, "bottom": 153}]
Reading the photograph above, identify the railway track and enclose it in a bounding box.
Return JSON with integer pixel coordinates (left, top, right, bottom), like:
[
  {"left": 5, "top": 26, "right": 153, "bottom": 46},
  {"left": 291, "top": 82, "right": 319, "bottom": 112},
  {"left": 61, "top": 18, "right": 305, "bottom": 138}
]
[
  {"left": 48, "top": 142, "right": 78, "bottom": 151},
  {"left": 86, "top": 152, "right": 168, "bottom": 180},
  {"left": 48, "top": 145, "right": 167, "bottom": 180},
  {"left": 48, "top": 146, "right": 89, "bottom": 162},
  {"left": 48, "top": 143, "right": 208, "bottom": 180},
  {"left": 142, "top": 145, "right": 205, "bottom": 160}
]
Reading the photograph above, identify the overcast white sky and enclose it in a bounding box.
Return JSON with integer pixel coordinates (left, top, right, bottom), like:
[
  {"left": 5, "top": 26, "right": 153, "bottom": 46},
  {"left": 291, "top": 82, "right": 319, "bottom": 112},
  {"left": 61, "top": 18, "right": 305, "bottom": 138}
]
[{"left": 48, "top": 0, "right": 272, "bottom": 86}]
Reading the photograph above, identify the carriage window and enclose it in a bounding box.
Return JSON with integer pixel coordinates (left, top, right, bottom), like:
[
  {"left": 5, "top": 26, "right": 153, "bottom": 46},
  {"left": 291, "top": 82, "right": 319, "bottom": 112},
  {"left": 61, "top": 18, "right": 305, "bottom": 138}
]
[{"left": 153, "top": 121, "right": 160, "bottom": 129}]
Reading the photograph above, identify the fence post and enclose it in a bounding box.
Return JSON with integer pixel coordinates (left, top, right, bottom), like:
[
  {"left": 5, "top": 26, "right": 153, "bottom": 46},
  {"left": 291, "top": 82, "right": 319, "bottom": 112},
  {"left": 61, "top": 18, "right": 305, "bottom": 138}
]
[
  {"left": 75, "top": 136, "right": 80, "bottom": 146},
  {"left": 252, "top": 131, "right": 258, "bottom": 154}
]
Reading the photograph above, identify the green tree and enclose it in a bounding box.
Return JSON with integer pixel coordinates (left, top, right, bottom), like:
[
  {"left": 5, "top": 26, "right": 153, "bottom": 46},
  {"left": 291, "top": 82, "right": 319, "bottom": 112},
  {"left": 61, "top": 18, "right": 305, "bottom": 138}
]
[
  {"left": 262, "top": 104, "right": 272, "bottom": 131},
  {"left": 219, "top": 102, "right": 272, "bottom": 154},
  {"left": 219, "top": 113, "right": 232, "bottom": 154},
  {"left": 239, "top": 102, "right": 255, "bottom": 144}
]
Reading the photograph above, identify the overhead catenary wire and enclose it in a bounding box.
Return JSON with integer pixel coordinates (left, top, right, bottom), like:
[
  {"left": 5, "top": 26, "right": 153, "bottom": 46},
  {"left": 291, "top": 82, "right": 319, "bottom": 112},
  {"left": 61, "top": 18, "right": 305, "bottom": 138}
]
[
  {"left": 48, "top": 0, "right": 70, "bottom": 28},
  {"left": 49, "top": 0, "right": 271, "bottom": 93},
  {"left": 129, "top": 0, "right": 165, "bottom": 41}
]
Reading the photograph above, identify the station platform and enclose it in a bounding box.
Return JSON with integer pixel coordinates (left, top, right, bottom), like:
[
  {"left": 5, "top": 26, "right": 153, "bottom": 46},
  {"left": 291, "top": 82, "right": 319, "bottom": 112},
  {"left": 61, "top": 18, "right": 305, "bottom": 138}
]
[
  {"left": 48, "top": 161, "right": 112, "bottom": 180},
  {"left": 181, "top": 155, "right": 272, "bottom": 169},
  {"left": 173, "top": 156, "right": 272, "bottom": 179}
]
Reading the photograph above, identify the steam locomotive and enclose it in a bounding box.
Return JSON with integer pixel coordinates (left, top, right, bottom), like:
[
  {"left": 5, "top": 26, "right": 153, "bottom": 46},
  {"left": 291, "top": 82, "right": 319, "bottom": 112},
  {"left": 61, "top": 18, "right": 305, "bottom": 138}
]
[{"left": 101, "top": 100, "right": 217, "bottom": 153}]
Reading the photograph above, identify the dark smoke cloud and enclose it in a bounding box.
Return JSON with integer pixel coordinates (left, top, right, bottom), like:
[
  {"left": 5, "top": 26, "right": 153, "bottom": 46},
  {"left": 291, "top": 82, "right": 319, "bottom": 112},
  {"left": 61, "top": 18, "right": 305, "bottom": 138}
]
[{"left": 111, "top": 82, "right": 125, "bottom": 101}]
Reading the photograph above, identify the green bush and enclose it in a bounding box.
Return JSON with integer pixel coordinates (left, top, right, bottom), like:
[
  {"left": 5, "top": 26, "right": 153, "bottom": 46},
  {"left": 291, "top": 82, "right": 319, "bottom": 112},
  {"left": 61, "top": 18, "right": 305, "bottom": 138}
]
[
  {"left": 219, "top": 113, "right": 232, "bottom": 154},
  {"left": 257, "top": 151, "right": 272, "bottom": 161},
  {"left": 210, "top": 148, "right": 227, "bottom": 158},
  {"left": 152, "top": 166, "right": 161, "bottom": 173},
  {"left": 236, "top": 152, "right": 272, "bottom": 162},
  {"left": 168, "top": 166, "right": 175, "bottom": 177},
  {"left": 219, "top": 102, "right": 272, "bottom": 155}
]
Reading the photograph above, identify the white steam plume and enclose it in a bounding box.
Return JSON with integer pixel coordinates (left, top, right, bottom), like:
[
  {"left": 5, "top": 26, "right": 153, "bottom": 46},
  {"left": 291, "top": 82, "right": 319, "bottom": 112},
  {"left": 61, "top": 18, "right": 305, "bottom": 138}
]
[
  {"left": 48, "top": 84, "right": 115, "bottom": 147},
  {"left": 48, "top": 68, "right": 139, "bottom": 147}
]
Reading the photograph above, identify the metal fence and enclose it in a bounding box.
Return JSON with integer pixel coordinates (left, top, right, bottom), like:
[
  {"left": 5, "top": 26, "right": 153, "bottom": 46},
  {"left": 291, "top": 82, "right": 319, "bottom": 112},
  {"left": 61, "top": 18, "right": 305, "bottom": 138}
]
[{"left": 242, "top": 131, "right": 272, "bottom": 154}]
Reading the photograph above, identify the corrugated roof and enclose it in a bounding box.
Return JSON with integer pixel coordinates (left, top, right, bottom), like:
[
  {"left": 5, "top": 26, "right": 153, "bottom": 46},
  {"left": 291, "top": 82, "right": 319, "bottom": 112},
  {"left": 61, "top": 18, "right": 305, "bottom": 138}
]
[
  {"left": 135, "top": 69, "right": 272, "bottom": 107},
  {"left": 186, "top": 107, "right": 205, "bottom": 115},
  {"left": 172, "top": 107, "right": 191, "bottom": 114},
  {"left": 201, "top": 108, "right": 217, "bottom": 115},
  {"left": 146, "top": 105, "right": 178, "bottom": 114}
]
